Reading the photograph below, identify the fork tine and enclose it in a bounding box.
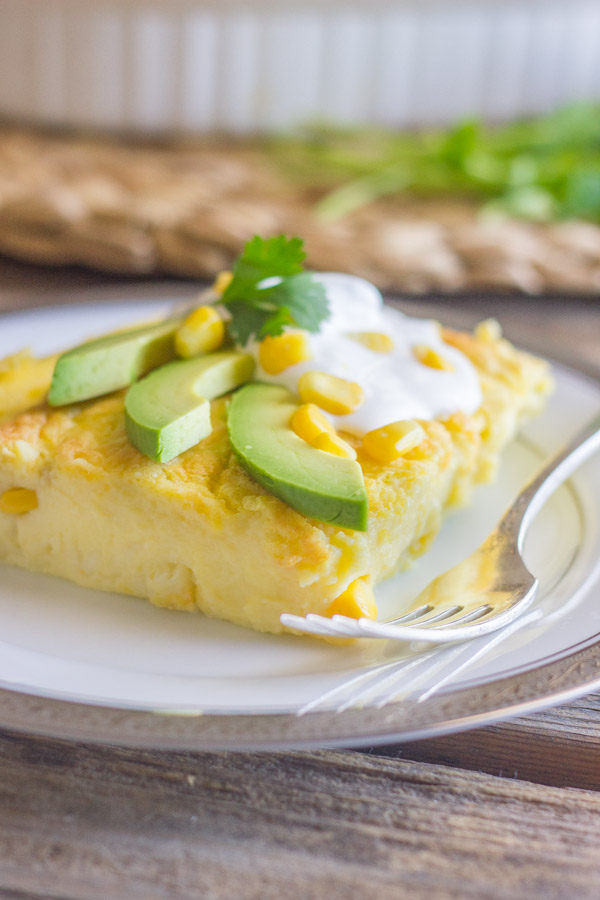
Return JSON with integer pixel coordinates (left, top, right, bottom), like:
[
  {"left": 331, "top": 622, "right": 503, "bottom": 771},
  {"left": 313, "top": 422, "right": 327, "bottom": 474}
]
[
  {"left": 436, "top": 604, "right": 493, "bottom": 627},
  {"left": 386, "top": 604, "right": 433, "bottom": 625},
  {"left": 330, "top": 615, "right": 368, "bottom": 636},
  {"left": 282, "top": 614, "right": 346, "bottom": 637},
  {"left": 408, "top": 604, "right": 463, "bottom": 625},
  {"left": 354, "top": 618, "right": 476, "bottom": 642}
]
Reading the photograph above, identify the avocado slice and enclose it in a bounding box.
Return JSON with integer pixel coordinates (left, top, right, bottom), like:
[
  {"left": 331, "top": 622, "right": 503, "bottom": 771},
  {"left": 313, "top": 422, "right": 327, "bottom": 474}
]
[
  {"left": 48, "top": 316, "right": 182, "bottom": 406},
  {"left": 125, "top": 350, "right": 255, "bottom": 463},
  {"left": 227, "top": 383, "right": 368, "bottom": 531}
]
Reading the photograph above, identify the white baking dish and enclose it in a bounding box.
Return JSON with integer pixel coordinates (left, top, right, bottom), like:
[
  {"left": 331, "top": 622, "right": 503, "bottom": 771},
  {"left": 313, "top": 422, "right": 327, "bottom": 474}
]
[{"left": 0, "top": 0, "right": 599, "bottom": 134}]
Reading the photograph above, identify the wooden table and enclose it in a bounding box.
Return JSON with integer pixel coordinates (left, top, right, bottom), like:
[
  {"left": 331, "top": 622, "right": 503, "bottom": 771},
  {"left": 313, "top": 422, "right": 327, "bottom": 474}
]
[{"left": 1, "top": 256, "right": 600, "bottom": 900}]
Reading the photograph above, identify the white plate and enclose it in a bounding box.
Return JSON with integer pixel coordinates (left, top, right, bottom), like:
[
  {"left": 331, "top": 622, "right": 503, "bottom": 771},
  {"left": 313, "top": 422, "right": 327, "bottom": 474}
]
[{"left": 1, "top": 298, "right": 600, "bottom": 748}]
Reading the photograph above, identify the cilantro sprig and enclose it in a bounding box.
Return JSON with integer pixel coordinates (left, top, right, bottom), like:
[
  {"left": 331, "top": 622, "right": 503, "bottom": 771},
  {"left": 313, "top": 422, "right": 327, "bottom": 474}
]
[{"left": 221, "top": 235, "right": 330, "bottom": 345}]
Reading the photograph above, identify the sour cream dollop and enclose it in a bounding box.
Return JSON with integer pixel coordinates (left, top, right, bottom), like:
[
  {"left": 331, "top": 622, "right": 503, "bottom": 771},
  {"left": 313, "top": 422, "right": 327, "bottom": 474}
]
[{"left": 247, "top": 273, "right": 482, "bottom": 436}]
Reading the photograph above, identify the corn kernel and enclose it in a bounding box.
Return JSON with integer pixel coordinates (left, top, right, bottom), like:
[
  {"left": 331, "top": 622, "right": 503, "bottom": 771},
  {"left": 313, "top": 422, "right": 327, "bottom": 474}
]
[
  {"left": 362, "top": 420, "right": 426, "bottom": 465},
  {"left": 175, "top": 306, "right": 225, "bottom": 358},
  {"left": 298, "top": 371, "right": 364, "bottom": 415},
  {"left": 312, "top": 431, "right": 357, "bottom": 460},
  {"left": 327, "top": 578, "right": 377, "bottom": 619},
  {"left": 413, "top": 344, "right": 454, "bottom": 372},
  {"left": 347, "top": 331, "right": 394, "bottom": 353},
  {"left": 475, "top": 318, "right": 502, "bottom": 342},
  {"left": 259, "top": 331, "right": 311, "bottom": 375},
  {"left": 0, "top": 487, "right": 38, "bottom": 515},
  {"left": 213, "top": 271, "right": 233, "bottom": 295},
  {"left": 291, "top": 403, "right": 334, "bottom": 445}
]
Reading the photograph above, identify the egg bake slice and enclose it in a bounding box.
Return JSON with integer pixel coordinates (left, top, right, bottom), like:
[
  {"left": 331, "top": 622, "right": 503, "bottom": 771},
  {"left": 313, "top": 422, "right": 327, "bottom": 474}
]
[{"left": 0, "top": 323, "right": 551, "bottom": 635}]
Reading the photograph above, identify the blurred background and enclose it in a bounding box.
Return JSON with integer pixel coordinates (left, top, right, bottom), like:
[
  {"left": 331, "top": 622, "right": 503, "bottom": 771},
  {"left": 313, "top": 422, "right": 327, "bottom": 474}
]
[{"left": 0, "top": 0, "right": 599, "bottom": 299}]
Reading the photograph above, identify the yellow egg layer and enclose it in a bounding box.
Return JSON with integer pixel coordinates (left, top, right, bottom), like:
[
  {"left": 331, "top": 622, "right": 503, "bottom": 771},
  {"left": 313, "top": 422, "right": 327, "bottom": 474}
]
[{"left": 0, "top": 328, "right": 552, "bottom": 635}]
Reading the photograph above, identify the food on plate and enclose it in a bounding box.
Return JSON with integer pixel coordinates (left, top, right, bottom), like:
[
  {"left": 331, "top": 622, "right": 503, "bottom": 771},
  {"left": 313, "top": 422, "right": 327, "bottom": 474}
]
[
  {"left": 0, "top": 236, "right": 552, "bottom": 635},
  {"left": 125, "top": 351, "right": 255, "bottom": 463},
  {"left": 0, "top": 351, "right": 55, "bottom": 420},
  {"left": 48, "top": 315, "right": 182, "bottom": 406},
  {"left": 228, "top": 382, "right": 368, "bottom": 531}
]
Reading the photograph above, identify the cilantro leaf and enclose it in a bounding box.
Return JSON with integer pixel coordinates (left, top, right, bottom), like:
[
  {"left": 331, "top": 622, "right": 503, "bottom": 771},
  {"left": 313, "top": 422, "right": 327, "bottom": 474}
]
[
  {"left": 222, "top": 235, "right": 306, "bottom": 303},
  {"left": 268, "top": 272, "right": 329, "bottom": 334},
  {"left": 221, "top": 235, "right": 330, "bottom": 345},
  {"left": 257, "top": 306, "right": 295, "bottom": 339},
  {"left": 239, "top": 233, "right": 305, "bottom": 275},
  {"left": 225, "top": 301, "right": 273, "bottom": 346}
]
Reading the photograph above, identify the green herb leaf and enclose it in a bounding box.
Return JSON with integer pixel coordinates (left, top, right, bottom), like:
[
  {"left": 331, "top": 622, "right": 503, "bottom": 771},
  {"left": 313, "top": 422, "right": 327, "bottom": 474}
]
[
  {"left": 271, "top": 103, "right": 600, "bottom": 225},
  {"left": 561, "top": 169, "right": 600, "bottom": 219},
  {"left": 267, "top": 272, "right": 328, "bottom": 333},
  {"left": 222, "top": 236, "right": 329, "bottom": 344},
  {"left": 225, "top": 301, "right": 273, "bottom": 346},
  {"left": 223, "top": 235, "right": 306, "bottom": 303}
]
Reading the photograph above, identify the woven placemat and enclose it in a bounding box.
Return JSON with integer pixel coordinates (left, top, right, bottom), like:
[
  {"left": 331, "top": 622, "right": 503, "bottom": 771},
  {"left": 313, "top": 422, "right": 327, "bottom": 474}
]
[{"left": 1, "top": 126, "right": 599, "bottom": 294}]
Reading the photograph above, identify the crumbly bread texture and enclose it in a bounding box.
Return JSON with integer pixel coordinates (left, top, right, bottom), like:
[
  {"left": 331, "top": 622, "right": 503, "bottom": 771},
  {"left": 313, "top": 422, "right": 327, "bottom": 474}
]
[{"left": 0, "top": 326, "right": 552, "bottom": 634}]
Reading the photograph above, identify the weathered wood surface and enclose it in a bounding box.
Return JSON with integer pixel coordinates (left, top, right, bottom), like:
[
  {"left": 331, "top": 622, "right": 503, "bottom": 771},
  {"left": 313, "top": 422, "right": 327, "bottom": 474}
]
[
  {"left": 1, "top": 260, "right": 600, "bottom": 900},
  {"left": 379, "top": 693, "right": 600, "bottom": 792},
  {"left": 3, "top": 721, "right": 600, "bottom": 900}
]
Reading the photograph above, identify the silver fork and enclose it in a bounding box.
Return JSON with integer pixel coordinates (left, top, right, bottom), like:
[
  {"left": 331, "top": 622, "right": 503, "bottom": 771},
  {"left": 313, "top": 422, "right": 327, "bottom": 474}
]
[{"left": 281, "top": 412, "right": 600, "bottom": 644}]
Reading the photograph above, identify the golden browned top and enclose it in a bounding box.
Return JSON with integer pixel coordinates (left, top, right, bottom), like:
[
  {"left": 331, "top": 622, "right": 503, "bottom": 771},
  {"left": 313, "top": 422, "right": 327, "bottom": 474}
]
[{"left": 0, "top": 325, "right": 552, "bottom": 537}]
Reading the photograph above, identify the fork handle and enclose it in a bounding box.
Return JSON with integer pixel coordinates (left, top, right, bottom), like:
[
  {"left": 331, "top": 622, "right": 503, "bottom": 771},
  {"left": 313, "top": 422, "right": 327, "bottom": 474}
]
[{"left": 501, "top": 412, "right": 600, "bottom": 551}]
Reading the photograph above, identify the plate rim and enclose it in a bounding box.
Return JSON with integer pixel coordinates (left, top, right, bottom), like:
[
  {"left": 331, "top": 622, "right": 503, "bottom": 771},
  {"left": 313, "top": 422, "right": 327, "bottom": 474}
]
[
  {"left": 2, "top": 635, "right": 600, "bottom": 750},
  {"left": 1, "top": 292, "right": 599, "bottom": 750}
]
